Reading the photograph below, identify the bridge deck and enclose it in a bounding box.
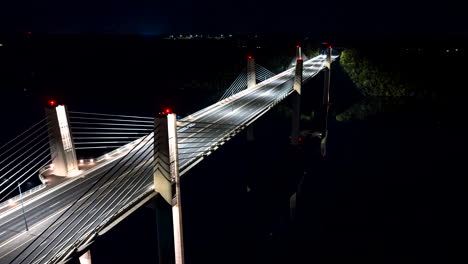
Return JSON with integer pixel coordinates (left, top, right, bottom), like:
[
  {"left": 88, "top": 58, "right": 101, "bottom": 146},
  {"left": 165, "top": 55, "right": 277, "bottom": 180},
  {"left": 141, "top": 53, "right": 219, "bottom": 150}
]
[{"left": 0, "top": 55, "right": 336, "bottom": 263}]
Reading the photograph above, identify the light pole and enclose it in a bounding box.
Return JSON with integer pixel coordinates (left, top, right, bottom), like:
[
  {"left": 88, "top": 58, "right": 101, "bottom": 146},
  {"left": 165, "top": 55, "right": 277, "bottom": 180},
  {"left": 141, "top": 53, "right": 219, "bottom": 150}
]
[{"left": 18, "top": 182, "right": 29, "bottom": 231}]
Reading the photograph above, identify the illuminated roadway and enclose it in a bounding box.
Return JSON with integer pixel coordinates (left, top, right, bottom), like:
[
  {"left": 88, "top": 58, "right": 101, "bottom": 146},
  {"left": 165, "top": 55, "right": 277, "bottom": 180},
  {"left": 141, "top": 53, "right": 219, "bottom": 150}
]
[{"left": 0, "top": 54, "right": 337, "bottom": 263}]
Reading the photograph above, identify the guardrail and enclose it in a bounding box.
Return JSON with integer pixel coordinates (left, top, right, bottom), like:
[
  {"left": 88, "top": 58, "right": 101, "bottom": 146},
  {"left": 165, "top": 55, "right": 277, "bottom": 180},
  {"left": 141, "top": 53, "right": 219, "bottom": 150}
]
[
  {"left": 95, "top": 137, "right": 145, "bottom": 163},
  {"left": 0, "top": 183, "right": 47, "bottom": 210}
]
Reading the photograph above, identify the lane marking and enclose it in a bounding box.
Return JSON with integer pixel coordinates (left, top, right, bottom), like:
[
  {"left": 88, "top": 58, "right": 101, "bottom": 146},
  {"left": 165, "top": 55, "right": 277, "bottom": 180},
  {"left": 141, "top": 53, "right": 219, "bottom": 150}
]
[{"left": 48, "top": 201, "right": 61, "bottom": 208}]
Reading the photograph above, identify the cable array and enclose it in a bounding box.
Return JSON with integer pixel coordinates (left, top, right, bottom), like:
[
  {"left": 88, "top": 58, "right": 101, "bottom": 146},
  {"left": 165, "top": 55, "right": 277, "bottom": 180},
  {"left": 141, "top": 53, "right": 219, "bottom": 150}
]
[
  {"left": 10, "top": 132, "right": 156, "bottom": 264},
  {"left": 2, "top": 54, "right": 336, "bottom": 263},
  {"left": 0, "top": 118, "right": 52, "bottom": 202},
  {"left": 68, "top": 111, "right": 153, "bottom": 153},
  {"left": 218, "top": 67, "right": 248, "bottom": 101},
  {"left": 176, "top": 120, "right": 244, "bottom": 169},
  {"left": 218, "top": 64, "right": 277, "bottom": 101},
  {"left": 255, "top": 64, "right": 276, "bottom": 82},
  {"left": 303, "top": 57, "right": 327, "bottom": 82}
]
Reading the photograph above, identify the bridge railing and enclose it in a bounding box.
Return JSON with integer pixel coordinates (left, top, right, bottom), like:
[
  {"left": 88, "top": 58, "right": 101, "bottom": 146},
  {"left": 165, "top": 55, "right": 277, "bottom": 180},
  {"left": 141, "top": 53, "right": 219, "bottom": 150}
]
[{"left": 0, "top": 183, "right": 47, "bottom": 210}]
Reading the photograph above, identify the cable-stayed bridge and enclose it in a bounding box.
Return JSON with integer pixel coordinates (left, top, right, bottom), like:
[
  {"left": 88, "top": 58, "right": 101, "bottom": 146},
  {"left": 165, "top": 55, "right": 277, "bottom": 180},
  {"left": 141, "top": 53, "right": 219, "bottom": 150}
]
[{"left": 0, "top": 46, "right": 338, "bottom": 264}]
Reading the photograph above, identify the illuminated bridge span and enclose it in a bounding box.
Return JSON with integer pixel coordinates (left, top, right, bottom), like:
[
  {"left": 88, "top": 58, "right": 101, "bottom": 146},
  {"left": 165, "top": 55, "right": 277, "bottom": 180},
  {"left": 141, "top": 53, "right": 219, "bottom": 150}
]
[{"left": 0, "top": 46, "right": 338, "bottom": 264}]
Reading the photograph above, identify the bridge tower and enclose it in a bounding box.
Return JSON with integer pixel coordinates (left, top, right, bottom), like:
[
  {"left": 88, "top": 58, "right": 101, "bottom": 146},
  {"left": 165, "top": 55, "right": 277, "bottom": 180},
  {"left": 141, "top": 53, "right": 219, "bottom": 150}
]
[
  {"left": 78, "top": 250, "right": 92, "bottom": 264},
  {"left": 45, "top": 102, "right": 79, "bottom": 176},
  {"left": 291, "top": 46, "right": 303, "bottom": 146},
  {"left": 153, "top": 113, "right": 185, "bottom": 264},
  {"left": 323, "top": 45, "right": 332, "bottom": 106},
  {"left": 246, "top": 56, "right": 256, "bottom": 141},
  {"left": 247, "top": 55, "right": 256, "bottom": 89},
  {"left": 320, "top": 45, "right": 332, "bottom": 157}
]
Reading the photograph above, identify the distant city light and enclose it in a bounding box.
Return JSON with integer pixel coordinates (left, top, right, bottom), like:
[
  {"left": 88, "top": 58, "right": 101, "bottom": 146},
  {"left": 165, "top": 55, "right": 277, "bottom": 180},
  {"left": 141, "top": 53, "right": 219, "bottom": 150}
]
[{"left": 0, "top": 43, "right": 3, "bottom": 47}]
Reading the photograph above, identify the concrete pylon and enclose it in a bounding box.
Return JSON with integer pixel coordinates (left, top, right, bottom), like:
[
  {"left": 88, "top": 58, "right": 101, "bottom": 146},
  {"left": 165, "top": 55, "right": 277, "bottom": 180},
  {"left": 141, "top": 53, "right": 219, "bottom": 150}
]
[
  {"left": 323, "top": 46, "right": 332, "bottom": 106},
  {"left": 78, "top": 250, "right": 92, "bottom": 264},
  {"left": 45, "top": 104, "right": 78, "bottom": 176},
  {"left": 154, "top": 196, "right": 175, "bottom": 264},
  {"left": 296, "top": 45, "right": 302, "bottom": 61},
  {"left": 320, "top": 46, "right": 332, "bottom": 157},
  {"left": 291, "top": 55, "right": 303, "bottom": 146},
  {"left": 293, "top": 57, "right": 303, "bottom": 95},
  {"left": 153, "top": 113, "right": 185, "bottom": 264},
  {"left": 247, "top": 56, "right": 256, "bottom": 142},
  {"left": 247, "top": 56, "right": 256, "bottom": 89}
]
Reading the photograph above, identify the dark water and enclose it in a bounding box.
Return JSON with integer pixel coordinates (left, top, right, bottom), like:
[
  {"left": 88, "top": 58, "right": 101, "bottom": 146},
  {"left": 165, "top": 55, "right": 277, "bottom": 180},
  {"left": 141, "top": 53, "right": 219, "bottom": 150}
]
[{"left": 294, "top": 103, "right": 467, "bottom": 264}]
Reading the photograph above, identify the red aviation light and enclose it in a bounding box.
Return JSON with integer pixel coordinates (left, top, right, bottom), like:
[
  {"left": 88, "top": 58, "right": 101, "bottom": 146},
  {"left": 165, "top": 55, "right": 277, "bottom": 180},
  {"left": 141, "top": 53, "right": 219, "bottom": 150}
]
[
  {"left": 248, "top": 56, "right": 253, "bottom": 60},
  {"left": 165, "top": 108, "right": 171, "bottom": 114},
  {"left": 298, "top": 57, "right": 303, "bottom": 61},
  {"left": 296, "top": 45, "right": 300, "bottom": 48},
  {"left": 328, "top": 45, "right": 332, "bottom": 49},
  {"left": 48, "top": 100, "right": 57, "bottom": 107}
]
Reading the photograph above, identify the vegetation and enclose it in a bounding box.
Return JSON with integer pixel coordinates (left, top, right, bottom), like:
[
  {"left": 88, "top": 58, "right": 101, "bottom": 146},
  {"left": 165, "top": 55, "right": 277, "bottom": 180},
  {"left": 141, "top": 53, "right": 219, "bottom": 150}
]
[{"left": 339, "top": 49, "right": 414, "bottom": 97}]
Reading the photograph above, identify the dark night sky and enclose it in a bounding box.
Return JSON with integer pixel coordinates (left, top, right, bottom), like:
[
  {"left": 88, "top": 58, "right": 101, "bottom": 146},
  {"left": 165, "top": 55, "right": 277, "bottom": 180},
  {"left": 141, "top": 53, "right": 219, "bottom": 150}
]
[{"left": 0, "top": 0, "right": 467, "bottom": 35}]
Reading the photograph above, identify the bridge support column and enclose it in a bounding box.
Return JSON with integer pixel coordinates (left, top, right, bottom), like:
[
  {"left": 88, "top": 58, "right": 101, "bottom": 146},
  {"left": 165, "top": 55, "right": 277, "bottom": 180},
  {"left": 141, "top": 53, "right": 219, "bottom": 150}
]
[
  {"left": 319, "top": 46, "right": 332, "bottom": 157},
  {"left": 78, "top": 250, "right": 92, "bottom": 264},
  {"left": 154, "top": 113, "right": 185, "bottom": 264},
  {"left": 246, "top": 56, "right": 256, "bottom": 142},
  {"left": 154, "top": 196, "right": 175, "bottom": 264},
  {"left": 45, "top": 103, "right": 78, "bottom": 176},
  {"left": 291, "top": 54, "right": 303, "bottom": 146},
  {"left": 323, "top": 46, "right": 332, "bottom": 107}
]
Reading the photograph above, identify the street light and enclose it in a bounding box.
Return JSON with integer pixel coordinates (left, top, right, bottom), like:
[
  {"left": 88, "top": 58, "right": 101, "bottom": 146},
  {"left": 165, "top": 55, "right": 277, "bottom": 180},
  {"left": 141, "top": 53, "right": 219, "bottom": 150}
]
[{"left": 18, "top": 182, "right": 29, "bottom": 231}]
